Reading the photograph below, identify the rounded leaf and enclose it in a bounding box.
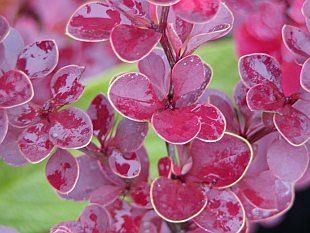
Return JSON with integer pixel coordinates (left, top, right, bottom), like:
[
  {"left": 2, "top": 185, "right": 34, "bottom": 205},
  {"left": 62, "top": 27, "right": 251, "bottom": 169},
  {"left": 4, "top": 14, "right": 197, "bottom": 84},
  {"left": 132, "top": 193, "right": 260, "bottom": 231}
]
[
  {"left": 173, "top": 0, "right": 221, "bottom": 23},
  {"left": 147, "top": 0, "right": 180, "bottom": 6},
  {"left": 0, "top": 70, "right": 33, "bottom": 108},
  {"left": 274, "top": 107, "right": 310, "bottom": 146},
  {"left": 108, "top": 72, "right": 164, "bottom": 121},
  {"left": 111, "top": 118, "right": 148, "bottom": 153},
  {"left": 0, "top": 109, "right": 8, "bottom": 144},
  {"left": 151, "top": 177, "right": 207, "bottom": 222},
  {"left": 46, "top": 149, "right": 79, "bottom": 194},
  {"left": 16, "top": 40, "right": 58, "bottom": 78},
  {"left": 6, "top": 103, "right": 39, "bottom": 128},
  {"left": 187, "top": 133, "right": 253, "bottom": 189},
  {"left": 158, "top": 156, "right": 172, "bottom": 177},
  {"left": 301, "top": 58, "right": 310, "bottom": 92},
  {"left": 111, "top": 24, "right": 161, "bottom": 62},
  {"left": 66, "top": 1, "right": 124, "bottom": 42},
  {"left": 79, "top": 205, "right": 111, "bottom": 233},
  {"left": 193, "top": 190, "right": 245, "bottom": 233},
  {"left": 0, "top": 15, "right": 9, "bottom": 42},
  {"left": 50, "top": 65, "right": 85, "bottom": 106},
  {"left": 90, "top": 185, "right": 122, "bottom": 206},
  {"left": 238, "top": 54, "right": 282, "bottom": 90},
  {"left": 108, "top": 150, "right": 141, "bottom": 179},
  {"left": 194, "top": 104, "right": 226, "bottom": 142},
  {"left": 49, "top": 107, "right": 93, "bottom": 149},
  {"left": 246, "top": 83, "right": 285, "bottom": 112},
  {"left": 151, "top": 107, "right": 201, "bottom": 144},
  {"left": 267, "top": 139, "right": 309, "bottom": 183},
  {"left": 18, "top": 120, "right": 54, "bottom": 163},
  {"left": 130, "top": 181, "right": 152, "bottom": 208},
  {"left": 51, "top": 221, "right": 83, "bottom": 233},
  {"left": 87, "top": 93, "right": 114, "bottom": 143}
]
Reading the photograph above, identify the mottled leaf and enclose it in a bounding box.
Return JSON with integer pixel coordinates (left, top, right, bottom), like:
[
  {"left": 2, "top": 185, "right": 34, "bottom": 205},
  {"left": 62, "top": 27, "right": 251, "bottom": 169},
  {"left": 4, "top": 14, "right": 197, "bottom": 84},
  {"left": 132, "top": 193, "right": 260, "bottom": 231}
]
[
  {"left": 90, "top": 185, "right": 122, "bottom": 206},
  {"left": 6, "top": 103, "right": 38, "bottom": 128}
]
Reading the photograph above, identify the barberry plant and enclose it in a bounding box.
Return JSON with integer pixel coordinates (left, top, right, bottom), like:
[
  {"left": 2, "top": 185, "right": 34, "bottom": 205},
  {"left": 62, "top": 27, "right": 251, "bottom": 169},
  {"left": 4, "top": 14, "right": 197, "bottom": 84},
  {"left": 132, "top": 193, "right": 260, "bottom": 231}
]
[{"left": 0, "top": 0, "right": 309, "bottom": 233}]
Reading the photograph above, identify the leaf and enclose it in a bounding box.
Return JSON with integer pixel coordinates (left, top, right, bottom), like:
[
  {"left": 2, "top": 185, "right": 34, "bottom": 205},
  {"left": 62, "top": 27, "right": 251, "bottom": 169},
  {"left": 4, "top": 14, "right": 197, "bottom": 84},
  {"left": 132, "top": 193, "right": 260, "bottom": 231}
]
[
  {"left": 150, "top": 177, "right": 207, "bottom": 222},
  {"left": 0, "top": 15, "right": 9, "bottom": 42},
  {"left": 147, "top": 0, "right": 180, "bottom": 5},
  {"left": 90, "top": 185, "right": 122, "bottom": 206},
  {"left": 157, "top": 156, "right": 172, "bottom": 177},
  {"left": 6, "top": 103, "right": 39, "bottom": 128},
  {"left": 0, "top": 109, "right": 8, "bottom": 144},
  {"left": 301, "top": 58, "right": 310, "bottom": 92},
  {"left": 16, "top": 40, "right": 58, "bottom": 78},
  {"left": 110, "top": 24, "right": 161, "bottom": 62},
  {"left": 46, "top": 150, "right": 79, "bottom": 194}
]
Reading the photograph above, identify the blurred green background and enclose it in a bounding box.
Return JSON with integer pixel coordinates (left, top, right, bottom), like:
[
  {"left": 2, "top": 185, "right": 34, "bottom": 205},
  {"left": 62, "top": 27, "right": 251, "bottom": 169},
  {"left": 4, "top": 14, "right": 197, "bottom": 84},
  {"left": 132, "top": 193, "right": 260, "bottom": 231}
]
[{"left": 0, "top": 39, "right": 240, "bottom": 233}]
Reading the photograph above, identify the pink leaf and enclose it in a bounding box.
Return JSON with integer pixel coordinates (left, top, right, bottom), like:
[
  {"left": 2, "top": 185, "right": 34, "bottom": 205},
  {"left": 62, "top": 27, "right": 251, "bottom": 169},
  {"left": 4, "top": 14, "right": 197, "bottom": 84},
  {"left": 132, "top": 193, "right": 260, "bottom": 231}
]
[
  {"left": 282, "top": 25, "right": 310, "bottom": 62},
  {"left": 46, "top": 149, "right": 79, "bottom": 194},
  {"left": 49, "top": 107, "right": 93, "bottom": 149},
  {"left": 132, "top": 146, "right": 150, "bottom": 183},
  {"left": 267, "top": 139, "right": 309, "bottom": 183},
  {"left": 90, "top": 185, "right": 122, "bottom": 206},
  {"left": 173, "top": 0, "right": 221, "bottom": 23},
  {"left": 193, "top": 190, "right": 245, "bottom": 233},
  {"left": 110, "top": 24, "right": 161, "bottom": 62},
  {"left": 0, "top": 126, "right": 28, "bottom": 166},
  {"left": 50, "top": 65, "right": 85, "bottom": 106},
  {"left": 147, "top": 0, "right": 180, "bottom": 5},
  {"left": 138, "top": 48, "right": 170, "bottom": 97},
  {"left": 274, "top": 106, "right": 310, "bottom": 146},
  {"left": 172, "top": 55, "right": 209, "bottom": 106},
  {"left": 301, "top": 58, "right": 310, "bottom": 92},
  {"left": 0, "top": 109, "right": 8, "bottom": 144},
  {"left": 151, "top": 177, "right": 207, "bottom": 222},
  {"left": 51, "top": 221, "right": 83, "bottom": 233},
  {"left": 158, "top": 156, "right": 172, "bottom": 177},
  {"left": 108, "top": 150, "right": 141, "bottom": 178},
  {"left": 112, "top": 118, "right": 148, "bottom": 153},
  {"left": 108, "top": 72, "right": 164, "bottom": 121},
  {"left": 60, "top": 155, "right": 112, "bottom": 201},
  {"left": 6, "top": 103, "right": 39, "bottom": 128},
  {"left": 130, "top": 181, "right": 152, "bottom": 208},
  {"left": 16, "top": 40, "right": 58, "bottom": 78},
  {"left": 151, "top": 107, "right": 200, "bottom": 144},
  {"left": 194, "top": 104, "right": 226, "bottom": 142},
  {"left": 246, "top": 83, "right": 285, "bottom": 111},
  {"left": 239, "top": 54, "right": 282, "bottom": 90},
  {"left": 18, "top": 120, "right": 54, "bottom": 163},
  {"left": 79, "top": 205, "right": 111, "bottom": 233},
  {"left": 0, "top": 70, "right": 33, "bottom": 108},
  {"left": 187, "top": 133, "right": 253, "bottom": 188},
  {"left": 0, "top": 16, "right": 9, "bottom": 42},
  {"left": 99, "top": 160, "right": 127, "bottom": 187},
  {"left": 66, "top": 2, "right": 124, "bottom": 42},
  {"left": 87, "top": 93, "right": 114, "bottom": 143}
]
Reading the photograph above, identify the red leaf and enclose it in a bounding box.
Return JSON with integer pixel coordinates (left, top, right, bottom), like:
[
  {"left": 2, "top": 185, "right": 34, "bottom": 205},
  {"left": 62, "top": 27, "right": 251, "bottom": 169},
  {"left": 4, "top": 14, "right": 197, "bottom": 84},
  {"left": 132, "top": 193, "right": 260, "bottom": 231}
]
[
  {"left": 50, "top": 65, "right": 85, "bottom": 106},
  {"left": 60, "top": 155, "right": 112, "bottom": 201},
  {"left": 274, "top": 106, "right": 310, "bottom": 146},
  {"left": 150, "top": 177, "right": 207, "bottom": 222},
  {"left": 6, "top": 103, "right": 39, "bottom": 128},
  {"left": 151, "top": 107, "right": 200, "bottom": 144},
  {"left": 193, "top": 190, "right": 245, "bottom": 233},
  {"left": 18, "top": 120, "right": 54, "bottom": 163},
  {"left": 66, "top": 2, "right": 124, "bottom": 42},
  {"left": 108, "top": 72, "right": 164, "bottom": 121},
  {"left": 0, "top": 70, "right": 33, "bottom": 108},
  {"left": 49, "top": 107, "right": 93, "bottom": 149},
  {"left": 239, "top": 54, "right": 282, "bottom": 90},
  {"left": 16, "top": 40, "right": 58, "bottom": 78},
  {"left": 46, "top": 149, "right": 79, "bottom": 194},
  {"left": 0, "top": 15, "right": 9, "bottom": 42},
  {"left": 301, "top": 58, "right": 310, "bottom": 92},
  {"left": 246, "top": 83, "right": 285, "bottom": 111},
  {"left": 87, "top": 93, "right": 114, "bottom": 143},
  {"left": 79, "top": 205, "right": 111, "bottom": 233},
  {"left": 173, "top": 0, "right": 221, "bottom": 23},
  {"left": 172, "top": 55, "right": 209, "bottom": 106},
  {"left": 147, "top": 0, "right": 180, "bottom": 5},
  {"left": 282, "top": 25, "right": 310, "bottom": 62},
  {"left": 90, "top": 185, "right": 122, "bottom": 206},
  {"left": 138, "top": 48, "right": 170, "bottom": 97},
  {"left": 194, "top": 104, "right": 226, "bottom": 142},
  {"left": 0, "top": 109, "right": 8, "bottom": 144},
  {"left": 108, "top": 150, "right": 141, "bottom": 178},
  {"left": 0, "top": 126, "right": 28, "bottom": 166},
  {"left": 158, "top": 156, "right": 172, "bottom": 177},
  {"left": 267, "top": 139, "right": 309, "bottom": 183},
  {"left": 132, "top": 146, "right": 150, "bottom": 184},
  {"left": 130, "top": 181, "right": 152, "bottom": 208},
  {"left": 111, "top": 24, "right": 161, "bottom": 62},
  {"left": 111, "top": 118, "right": 148, "bottom": 153},
  {"left": 187, "top": 133, "right": 253, "bottom": 188}
]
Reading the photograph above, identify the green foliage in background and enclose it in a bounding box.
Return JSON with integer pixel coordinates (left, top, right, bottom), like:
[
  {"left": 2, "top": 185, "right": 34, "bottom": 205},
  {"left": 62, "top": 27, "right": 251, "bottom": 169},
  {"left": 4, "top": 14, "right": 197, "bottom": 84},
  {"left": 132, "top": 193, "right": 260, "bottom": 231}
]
[{"left": 0, "top": 39, "right": 239, "bottom": 233}]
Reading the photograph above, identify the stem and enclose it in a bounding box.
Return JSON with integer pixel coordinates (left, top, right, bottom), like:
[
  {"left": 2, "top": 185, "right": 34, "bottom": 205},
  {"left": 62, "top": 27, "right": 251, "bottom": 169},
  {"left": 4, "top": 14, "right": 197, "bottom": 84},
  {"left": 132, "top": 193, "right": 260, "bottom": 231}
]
[
  {"left": 78, "top": 142, "right": 105, "bottom": 161},
  {"left": 165, "top": 142, "right": 178, "bottom": 165},
  {"left": 247, "top": 126, "right": 277, "bottom": 144}
]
